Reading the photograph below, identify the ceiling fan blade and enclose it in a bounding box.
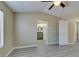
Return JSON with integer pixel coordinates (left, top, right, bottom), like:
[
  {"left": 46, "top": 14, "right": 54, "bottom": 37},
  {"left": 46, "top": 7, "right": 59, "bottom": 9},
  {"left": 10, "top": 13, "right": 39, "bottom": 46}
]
[
  {"left": 41, "top": 1, "right": 52, "bottom": 2},
  {"left": 60, "top": 2, "right": 65, "bottom": 8},
  {"left": 49, "top": 4, "right": 54, "bottom": 10}
]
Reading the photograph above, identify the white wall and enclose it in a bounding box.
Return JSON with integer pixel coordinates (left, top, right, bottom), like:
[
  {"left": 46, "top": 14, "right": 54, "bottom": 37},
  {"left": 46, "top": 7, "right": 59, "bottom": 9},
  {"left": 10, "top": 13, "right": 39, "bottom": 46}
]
[
  {"left": 59, "top": 20, "right": 68, "bottom": 45},
  {"left": 14, "top": 12, "right": 60, "bottom": 47}
]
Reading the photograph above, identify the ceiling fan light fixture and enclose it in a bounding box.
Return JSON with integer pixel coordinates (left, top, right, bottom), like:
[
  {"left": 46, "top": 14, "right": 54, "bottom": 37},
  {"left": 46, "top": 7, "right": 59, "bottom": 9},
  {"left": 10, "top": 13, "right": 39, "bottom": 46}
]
[{"left": 53, "top": 1, "right": 61, "bottom": 6}]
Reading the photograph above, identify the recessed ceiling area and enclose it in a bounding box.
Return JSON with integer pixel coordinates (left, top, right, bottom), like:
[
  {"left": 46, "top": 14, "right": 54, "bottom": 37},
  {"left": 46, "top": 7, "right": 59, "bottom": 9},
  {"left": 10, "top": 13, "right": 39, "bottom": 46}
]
[{"left": 4, "top": 1, "right": 79, "bottom": 19}]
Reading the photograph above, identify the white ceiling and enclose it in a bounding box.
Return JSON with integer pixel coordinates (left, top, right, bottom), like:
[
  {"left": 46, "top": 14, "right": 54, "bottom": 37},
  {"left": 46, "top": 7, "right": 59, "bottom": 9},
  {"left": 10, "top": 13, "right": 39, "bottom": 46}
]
[
  {"left": 4, "top": 1, "right": 79, "bottom": 19},
  {"left": 4, "top": 1, "right": 47, "bottom": 12}
]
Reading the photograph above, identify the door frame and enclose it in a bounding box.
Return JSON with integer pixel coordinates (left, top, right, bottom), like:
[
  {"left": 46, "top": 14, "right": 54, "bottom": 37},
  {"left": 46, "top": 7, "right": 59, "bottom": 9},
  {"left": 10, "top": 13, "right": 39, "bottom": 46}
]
[{"left": 37, "top": 20, "right": 48, "bottom": 45}]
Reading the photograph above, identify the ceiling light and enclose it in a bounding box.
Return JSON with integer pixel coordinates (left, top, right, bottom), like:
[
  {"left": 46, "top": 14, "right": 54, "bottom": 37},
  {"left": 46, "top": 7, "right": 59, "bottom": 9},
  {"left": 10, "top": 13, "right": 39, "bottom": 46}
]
[{"left": 53, "top": 1, "right": 61, "bottom": 6}]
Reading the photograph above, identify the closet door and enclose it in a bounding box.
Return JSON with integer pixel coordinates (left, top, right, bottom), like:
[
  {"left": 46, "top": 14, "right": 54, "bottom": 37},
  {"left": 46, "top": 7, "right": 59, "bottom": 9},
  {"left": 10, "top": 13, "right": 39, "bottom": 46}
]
[{"left": 59, "top": 20, "right": 68, "bottom": 45}]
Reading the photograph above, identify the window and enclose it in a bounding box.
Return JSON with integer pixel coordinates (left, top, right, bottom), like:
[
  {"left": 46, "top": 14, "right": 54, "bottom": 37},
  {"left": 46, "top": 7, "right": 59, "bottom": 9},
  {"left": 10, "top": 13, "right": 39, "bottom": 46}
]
[{"left": 0, "top": 10, "right": 4, "bottom": 48}]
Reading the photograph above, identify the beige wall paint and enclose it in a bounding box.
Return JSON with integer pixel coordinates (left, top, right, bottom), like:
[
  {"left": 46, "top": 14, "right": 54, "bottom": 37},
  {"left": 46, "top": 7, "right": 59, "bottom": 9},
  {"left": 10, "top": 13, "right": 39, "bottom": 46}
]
[
  {"left": 0, "top": 2, "right": 13, "bottom": 56},
  {"left": 14, "top": 12, "right": 60, "bottom": 47},
  {"left": 68, "top": 21, "right": 76, "bottom": 44},
  {"left": 66, "top": 18, "right": 77, "bottom": 44}
]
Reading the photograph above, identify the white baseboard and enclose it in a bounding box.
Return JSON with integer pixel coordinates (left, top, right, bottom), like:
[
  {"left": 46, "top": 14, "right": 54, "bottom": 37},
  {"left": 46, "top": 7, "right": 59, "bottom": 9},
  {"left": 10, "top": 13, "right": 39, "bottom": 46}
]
[
  {"left": 68, "top": 42, "right": 75, "bottom": 45},
  {"left": 5, "top": 48, "right": 14, "bottom": 57},
  {"left": 46, "top": 42, "right": 59, "bottom": 45},
  {"left": 5, "top": 44, "right": 38, "bottom": 57},
  {"left": 13, "top": 45, "right": 38, "bottom": 50}
]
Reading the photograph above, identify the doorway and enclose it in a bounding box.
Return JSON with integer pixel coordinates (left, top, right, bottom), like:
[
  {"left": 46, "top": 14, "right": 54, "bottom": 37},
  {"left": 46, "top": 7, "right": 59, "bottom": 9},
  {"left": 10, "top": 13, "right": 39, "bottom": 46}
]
[
  {"left": 37, "top": 20, "right": 48, "bottom": 46},
  {"left": 76, "top": 23, "right": 79, "bottom": 42}
]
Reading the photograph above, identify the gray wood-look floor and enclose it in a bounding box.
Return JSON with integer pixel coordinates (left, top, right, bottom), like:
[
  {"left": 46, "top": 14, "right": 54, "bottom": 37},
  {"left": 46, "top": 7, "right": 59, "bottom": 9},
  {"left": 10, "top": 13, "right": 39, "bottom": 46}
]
[{"left": 8, "top": 41, "right": 79, "bottom": 57}]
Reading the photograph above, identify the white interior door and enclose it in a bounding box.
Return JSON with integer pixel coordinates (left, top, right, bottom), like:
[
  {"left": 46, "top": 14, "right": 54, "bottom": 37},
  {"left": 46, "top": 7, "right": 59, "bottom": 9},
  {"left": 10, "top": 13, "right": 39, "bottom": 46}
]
[{"left": 59, "top": 20, "right": 68, "bottom": 45}]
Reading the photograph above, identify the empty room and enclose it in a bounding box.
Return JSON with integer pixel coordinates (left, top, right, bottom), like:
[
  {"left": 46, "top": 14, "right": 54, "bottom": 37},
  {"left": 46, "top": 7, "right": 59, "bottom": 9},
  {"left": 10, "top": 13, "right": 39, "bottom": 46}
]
[{"left": 0, "top": 0, "right": 79, "bottom": 57}]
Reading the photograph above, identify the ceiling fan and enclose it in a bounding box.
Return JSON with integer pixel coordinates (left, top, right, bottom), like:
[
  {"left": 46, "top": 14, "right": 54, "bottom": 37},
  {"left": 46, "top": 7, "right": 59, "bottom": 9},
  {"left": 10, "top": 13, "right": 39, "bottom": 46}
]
[{"left": 42, "top": 1, "right": 66, "bottom": 10}]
